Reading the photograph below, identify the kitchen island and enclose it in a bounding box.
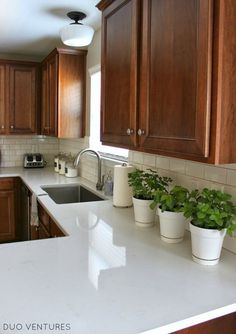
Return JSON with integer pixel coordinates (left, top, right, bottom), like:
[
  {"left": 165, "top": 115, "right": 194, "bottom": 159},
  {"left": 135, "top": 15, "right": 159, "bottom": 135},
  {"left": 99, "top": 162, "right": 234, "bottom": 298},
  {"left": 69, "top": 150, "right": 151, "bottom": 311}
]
[{"left": 0, "top": 167, "right": 235, "bottom": 334}]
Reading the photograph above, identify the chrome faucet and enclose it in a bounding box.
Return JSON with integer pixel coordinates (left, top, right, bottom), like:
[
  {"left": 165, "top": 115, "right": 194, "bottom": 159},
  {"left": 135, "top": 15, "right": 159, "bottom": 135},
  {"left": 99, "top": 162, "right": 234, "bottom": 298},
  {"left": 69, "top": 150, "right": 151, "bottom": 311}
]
[{"left": 74, "top": 149, "right": 104, "bottom": 190}]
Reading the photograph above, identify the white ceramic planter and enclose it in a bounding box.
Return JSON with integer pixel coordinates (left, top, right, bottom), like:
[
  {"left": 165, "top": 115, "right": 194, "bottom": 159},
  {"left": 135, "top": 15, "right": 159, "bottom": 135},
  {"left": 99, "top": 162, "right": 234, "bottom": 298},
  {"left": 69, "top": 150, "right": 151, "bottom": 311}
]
[
  {"left": 132, "top": 197, "right": 155, "bottom": 227},
  {"left": 189, "top": 223, "right": 226, "bottom": 265},
  {"left": 158, "top": 208, "right": 186, "bottom": 243}
]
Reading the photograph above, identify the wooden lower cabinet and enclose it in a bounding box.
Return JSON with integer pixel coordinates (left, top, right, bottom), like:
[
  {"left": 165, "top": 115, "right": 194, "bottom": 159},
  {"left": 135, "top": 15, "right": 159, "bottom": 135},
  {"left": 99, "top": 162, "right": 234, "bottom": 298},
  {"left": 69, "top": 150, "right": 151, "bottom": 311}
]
[
  {"left": 0, "top": 189, "right": 15, "bottom": 242},
  {"left": 32, "top": 202, "right": 65, "bottom": 240},
  {"left": 173, "top": 312, "right": 236, "bottom": 334},
  {"left": 0, "top": 177, "right": 32, "bottom": 243},
  {"left": 0, "top": 178, "right": 16, "bottom": 242}
]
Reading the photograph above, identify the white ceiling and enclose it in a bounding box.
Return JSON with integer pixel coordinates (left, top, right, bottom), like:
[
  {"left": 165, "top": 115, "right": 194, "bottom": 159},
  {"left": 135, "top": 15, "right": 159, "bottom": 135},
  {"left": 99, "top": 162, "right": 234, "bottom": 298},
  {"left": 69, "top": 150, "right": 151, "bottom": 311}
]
[{"left": 0, "top": 0, "right": 101, "bottom": 60}]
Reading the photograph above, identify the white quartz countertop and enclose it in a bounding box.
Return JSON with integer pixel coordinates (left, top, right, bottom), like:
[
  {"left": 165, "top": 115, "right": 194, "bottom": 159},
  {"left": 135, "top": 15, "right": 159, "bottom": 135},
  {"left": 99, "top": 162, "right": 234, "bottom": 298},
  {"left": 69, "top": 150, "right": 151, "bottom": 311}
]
[{"left": 0, "top": 167, "right": 236, "bottom": 334}]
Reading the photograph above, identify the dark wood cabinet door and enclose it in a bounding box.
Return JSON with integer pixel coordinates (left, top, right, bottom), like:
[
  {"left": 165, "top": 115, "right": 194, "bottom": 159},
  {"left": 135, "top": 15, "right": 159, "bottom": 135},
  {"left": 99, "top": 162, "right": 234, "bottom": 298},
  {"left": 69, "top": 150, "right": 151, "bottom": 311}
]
[
  {"left": 0, "top": 65, "right": 6, "bottom": 134},
  {"left": 37, "top": 202, "right": 50, "bottom": 231},
  {"left": 139, "top": 0, "right": 213, "bottom": 159},
  {"left": 9, "top": 64, "right": 37, "bottom": 134},
  {"left": 50, "top": 219, "right": 65, "bottom": 238},
  {"left": 47, "top": 54, "right": 58, "bottom": 137},
  {"left": 58, "top": 52, "right": 86, "bottom": 138},
  {"left": 0, "top": 190, "right": 15, "bottom": 242},
  {"left": 173, "top": 312, "right": 236, "bottom": 334},
  {"left": 37, "top": 223, "right": 51, "bottom": 240},
  {"left": 41, "top": 63, "right": 49, "bottom": 135},
  {"left": 100, "top": 0, "right": 139, "bottom": 148}
]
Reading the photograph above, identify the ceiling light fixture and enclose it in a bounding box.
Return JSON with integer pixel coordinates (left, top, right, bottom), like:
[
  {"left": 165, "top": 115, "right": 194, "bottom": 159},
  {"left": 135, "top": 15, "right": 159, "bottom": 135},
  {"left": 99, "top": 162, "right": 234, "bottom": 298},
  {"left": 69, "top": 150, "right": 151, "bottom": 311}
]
[{"left": 60, "top": 11, "right": 94, "bottom": 47}]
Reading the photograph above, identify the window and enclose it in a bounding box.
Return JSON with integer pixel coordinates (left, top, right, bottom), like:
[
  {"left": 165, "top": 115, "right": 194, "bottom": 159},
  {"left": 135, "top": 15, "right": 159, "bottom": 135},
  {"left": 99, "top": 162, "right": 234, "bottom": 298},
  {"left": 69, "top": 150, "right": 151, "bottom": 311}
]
[{"left": 89, "top": 66, "right": 128, "bottom": 159}]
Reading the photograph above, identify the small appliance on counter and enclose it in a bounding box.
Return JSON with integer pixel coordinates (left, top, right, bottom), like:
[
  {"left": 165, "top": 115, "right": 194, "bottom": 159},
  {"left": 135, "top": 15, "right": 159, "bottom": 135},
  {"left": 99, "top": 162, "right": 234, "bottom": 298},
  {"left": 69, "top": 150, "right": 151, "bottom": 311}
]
[{"left": 23, "top": 153, "right": 46, "bottom": 168}]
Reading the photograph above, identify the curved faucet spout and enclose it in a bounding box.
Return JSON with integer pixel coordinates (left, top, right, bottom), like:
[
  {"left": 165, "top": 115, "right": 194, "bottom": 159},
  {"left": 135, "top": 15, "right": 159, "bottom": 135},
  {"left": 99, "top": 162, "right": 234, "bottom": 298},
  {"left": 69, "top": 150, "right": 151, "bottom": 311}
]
[{"left": 74, "top": 149, "right": 104, "bottom": 190}]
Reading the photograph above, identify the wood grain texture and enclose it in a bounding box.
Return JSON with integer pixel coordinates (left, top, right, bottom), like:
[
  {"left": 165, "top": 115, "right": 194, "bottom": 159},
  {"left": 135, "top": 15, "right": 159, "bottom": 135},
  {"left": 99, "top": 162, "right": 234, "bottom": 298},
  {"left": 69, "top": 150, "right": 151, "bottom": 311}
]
[
  {"left": 99, "top": 0, "right": 236, "bottom": 164},
  {"left": 41, "top": 63, "right": 49, "bottom": 135},
  {"left": 0, "top": 65, "right": 6, "bottom": 134},
  {"left": 41, "top": 48, "right": 87, "bottom": 139},
  {"left": 9, "top": 64, "right": 37, "bottom": 134},
  {"left": 58, "top": 52, "right": 86, "bottom": 138},
  {"left": 47, "top": 54, "right": 58, "bottom": 137},
  {"left": 209, "top": 0, "right": 236, "bottom": 163},
  {"left": 0, "top": 178, "right": 16, "bottom": 243},
  {"left": 139, "top": 0, "right": 213, "bottom": 158},
  {"left": 172, "top": 312, "right": 236, "bottom": 334},
  {"left": 50, "top": 219, "right": 65, "bottom": 237},
  {"left": 100, "top": 0, "right": 139, "bottom": 148},
  {"left": 96, "top": 0, "right": 114, "bottom": 11}
]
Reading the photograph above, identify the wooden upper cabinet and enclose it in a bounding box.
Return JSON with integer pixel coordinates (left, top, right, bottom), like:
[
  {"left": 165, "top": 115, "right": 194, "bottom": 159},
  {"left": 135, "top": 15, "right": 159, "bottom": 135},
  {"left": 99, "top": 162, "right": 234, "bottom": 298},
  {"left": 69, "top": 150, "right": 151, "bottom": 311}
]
[
  {"left": 9, "top": 64, "right": 37, "bottom": 134},
  {"left": 99, "top": 0, "right": 139, "bottom": 148},
  {"left": 41, "top": 48, "right": 87, "bottom": 138},
  {"left": 98, "top": 0, "right": 236, "bottom": 164},
  {"left": 139, "top": 0, "right": 212, "bottom": 159},
  {"left": 0, "top": 65, "right": 6, "bottom": 134},
  {"left": 0, "top": 60, "right": 39, "bottom": 135},
  {"left": 48, "top": 55, "right": 58, "bottom": 137},
  {"left": 41, "top": 63, "right": 50, "bottom": 135},
  {"left": 41, "top": 54, "right": 58, "bottom": 136}
]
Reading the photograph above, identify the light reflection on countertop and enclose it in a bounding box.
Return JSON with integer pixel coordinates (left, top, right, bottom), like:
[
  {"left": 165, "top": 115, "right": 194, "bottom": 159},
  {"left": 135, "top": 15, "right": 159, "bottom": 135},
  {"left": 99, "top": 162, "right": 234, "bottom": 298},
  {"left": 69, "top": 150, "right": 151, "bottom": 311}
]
[{"left": 0, "top": 167, "right": 235, "bottom": 334}]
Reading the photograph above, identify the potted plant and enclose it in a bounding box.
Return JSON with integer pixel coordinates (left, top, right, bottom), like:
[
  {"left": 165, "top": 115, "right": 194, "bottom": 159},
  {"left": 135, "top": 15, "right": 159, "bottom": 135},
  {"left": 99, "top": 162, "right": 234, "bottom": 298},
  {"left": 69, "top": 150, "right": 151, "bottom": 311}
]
[
  {"left": 128, "top": 169, "right": 172, "bottom": 227},
  {"left": 183, "top": 188, "right": 236, "bottom": 265},
  {"left": 151, "top": 185, "right": 189, "bottom": 243}
]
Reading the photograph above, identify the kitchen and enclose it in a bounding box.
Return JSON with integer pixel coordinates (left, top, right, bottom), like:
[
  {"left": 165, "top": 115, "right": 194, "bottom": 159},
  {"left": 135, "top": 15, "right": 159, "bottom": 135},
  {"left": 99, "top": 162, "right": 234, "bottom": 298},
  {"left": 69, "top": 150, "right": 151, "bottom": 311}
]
[{"left": 0, "top": 0, "right": 236, "bottom": 333}]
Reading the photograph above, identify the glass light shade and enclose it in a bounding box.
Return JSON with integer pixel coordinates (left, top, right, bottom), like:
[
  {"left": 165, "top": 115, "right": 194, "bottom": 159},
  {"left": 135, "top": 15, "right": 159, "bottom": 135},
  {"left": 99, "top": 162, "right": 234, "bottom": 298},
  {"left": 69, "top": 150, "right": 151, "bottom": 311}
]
[{"left": 60, "top": 24, "right": 94, "bottom": 47}]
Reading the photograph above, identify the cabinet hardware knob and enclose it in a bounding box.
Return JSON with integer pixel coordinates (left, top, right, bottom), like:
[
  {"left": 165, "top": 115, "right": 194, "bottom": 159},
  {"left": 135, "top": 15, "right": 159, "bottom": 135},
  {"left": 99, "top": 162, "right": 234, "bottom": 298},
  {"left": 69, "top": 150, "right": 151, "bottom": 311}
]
[
  {"left": 137, "top": 129, "right": 145, "bottom": 136},
  {"left": 10, "top": 125, "right": 14, "bottom": 129},
  {"left": 1, "top": 125, "right": 4, "bottom": 129},
  {"left": 126, "top": 128, "right": 134, "bottom": 135}
]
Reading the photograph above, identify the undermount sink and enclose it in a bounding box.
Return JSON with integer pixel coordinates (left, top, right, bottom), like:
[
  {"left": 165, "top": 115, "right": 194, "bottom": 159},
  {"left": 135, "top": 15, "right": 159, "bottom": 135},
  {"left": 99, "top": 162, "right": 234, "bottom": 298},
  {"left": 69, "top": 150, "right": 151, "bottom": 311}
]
[{"left": 41, "top": 184, "right": 105, "bottom": 204}]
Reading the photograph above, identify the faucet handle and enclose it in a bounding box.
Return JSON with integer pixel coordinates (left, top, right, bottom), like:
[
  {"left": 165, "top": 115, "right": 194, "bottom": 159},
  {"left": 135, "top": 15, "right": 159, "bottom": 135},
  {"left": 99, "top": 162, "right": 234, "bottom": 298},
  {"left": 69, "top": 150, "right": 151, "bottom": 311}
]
[{"left": 96, "top": 175, "right": 105, "bottom": 191}]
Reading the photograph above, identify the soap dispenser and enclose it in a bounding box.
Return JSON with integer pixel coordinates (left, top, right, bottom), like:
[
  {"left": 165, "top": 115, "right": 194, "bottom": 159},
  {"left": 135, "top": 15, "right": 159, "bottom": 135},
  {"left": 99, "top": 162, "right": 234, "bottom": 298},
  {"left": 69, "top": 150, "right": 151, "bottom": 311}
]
[{"left": 104, "top": 170, "right": 113, "bottom": 196}]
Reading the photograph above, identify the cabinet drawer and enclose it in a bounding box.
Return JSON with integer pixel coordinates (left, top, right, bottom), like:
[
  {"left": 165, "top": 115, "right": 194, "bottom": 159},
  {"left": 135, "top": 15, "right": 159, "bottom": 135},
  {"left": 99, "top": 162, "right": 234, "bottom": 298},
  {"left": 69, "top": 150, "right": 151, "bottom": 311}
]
[
  {"left": 0, "top": 178, "right": 14, "bottom": 190},
  {"left": 37, "top": 202, "right": 50, "bottom": 231}
]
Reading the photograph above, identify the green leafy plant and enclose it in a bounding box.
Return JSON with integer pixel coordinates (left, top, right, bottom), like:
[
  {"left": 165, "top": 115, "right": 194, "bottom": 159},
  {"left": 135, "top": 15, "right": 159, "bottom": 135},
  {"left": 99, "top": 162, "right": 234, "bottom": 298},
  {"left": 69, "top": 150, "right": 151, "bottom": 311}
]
[
  {"left": 183, "top": 188, "right": 236, "bottom": 235},
  {"left": 150, "top": 185, "right": 190, "bottom": 212},
  {"left": 128, "top": 169, "right": 172, "bottom": 200}
]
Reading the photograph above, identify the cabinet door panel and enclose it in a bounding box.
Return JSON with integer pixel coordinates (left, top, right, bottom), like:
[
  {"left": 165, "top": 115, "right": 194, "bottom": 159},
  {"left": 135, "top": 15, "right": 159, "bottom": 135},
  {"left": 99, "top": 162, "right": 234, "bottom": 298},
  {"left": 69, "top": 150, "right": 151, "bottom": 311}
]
[
  {"left": 0, "top": 65, "right": 6, "bottom": 134},
  {"left": 9, "top": 65, "right": 37, "bottom": 133},
  {"left": 101, "top": 0, "right": 139, "bottom": 148},
  {"left": 50, "top": 219, "right": 65, "bottom": 237},
  {"left": 0, "top": 190, "right": 15, "bottom": 242},
  {"left": 38, "top": 223, "right": 51, "bottom": 239},
  {"left": 139, "top": 0, "right": 213, "bottom": 158},
  {"left": 173, "top": 312, "right": 236, "bottom": 334},
  {"left": 41, "top": 63, "right": 49, "bottom": 135},
  {"left": 48, "top": 55, "right": 58, "bottom": 136}
]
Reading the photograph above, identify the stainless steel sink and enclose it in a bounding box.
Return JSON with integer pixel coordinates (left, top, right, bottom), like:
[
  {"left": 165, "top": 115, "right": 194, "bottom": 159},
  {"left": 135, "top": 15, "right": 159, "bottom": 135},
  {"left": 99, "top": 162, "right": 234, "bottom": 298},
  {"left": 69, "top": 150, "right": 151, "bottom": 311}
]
[{"left": 41, "top": 184, "right": 105, "bottom": 204}]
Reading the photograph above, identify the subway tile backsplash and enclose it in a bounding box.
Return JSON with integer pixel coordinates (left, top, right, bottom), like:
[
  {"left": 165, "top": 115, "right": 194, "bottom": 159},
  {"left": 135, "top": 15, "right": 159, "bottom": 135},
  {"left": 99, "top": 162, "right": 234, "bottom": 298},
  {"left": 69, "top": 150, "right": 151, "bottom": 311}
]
[
  {"left": 2, "top": 135, "right": 235, "bottom": 254},
  {"left": 128, "top": 151, "right": 236, "bottom": 254},
  {"left": 0, "top": 136, "right": 59, "bottom": 167}
]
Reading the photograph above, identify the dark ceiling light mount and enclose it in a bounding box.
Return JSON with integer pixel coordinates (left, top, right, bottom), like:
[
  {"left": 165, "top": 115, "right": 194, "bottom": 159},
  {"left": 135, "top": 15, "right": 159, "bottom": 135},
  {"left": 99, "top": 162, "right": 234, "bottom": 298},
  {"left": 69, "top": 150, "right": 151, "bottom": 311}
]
[
  {"left": 60, "top": 11, "right": 94, "bottom": 47},
  {"left": 67, "top": 11, "right": 86, "bottom": 24}
]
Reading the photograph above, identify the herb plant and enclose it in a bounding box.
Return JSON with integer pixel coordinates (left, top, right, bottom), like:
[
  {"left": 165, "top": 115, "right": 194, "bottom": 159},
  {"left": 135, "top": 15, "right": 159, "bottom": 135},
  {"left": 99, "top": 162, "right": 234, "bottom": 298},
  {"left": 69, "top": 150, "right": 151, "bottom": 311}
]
[
  {"left": 183, "top": 188, "right": 236, "bottom": 235},
  {"left": 150, "top": 185, "right": 190, "bottom": 212},
  {"left": 128, "top": 169, "right": 172, "bottom": 200}
]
